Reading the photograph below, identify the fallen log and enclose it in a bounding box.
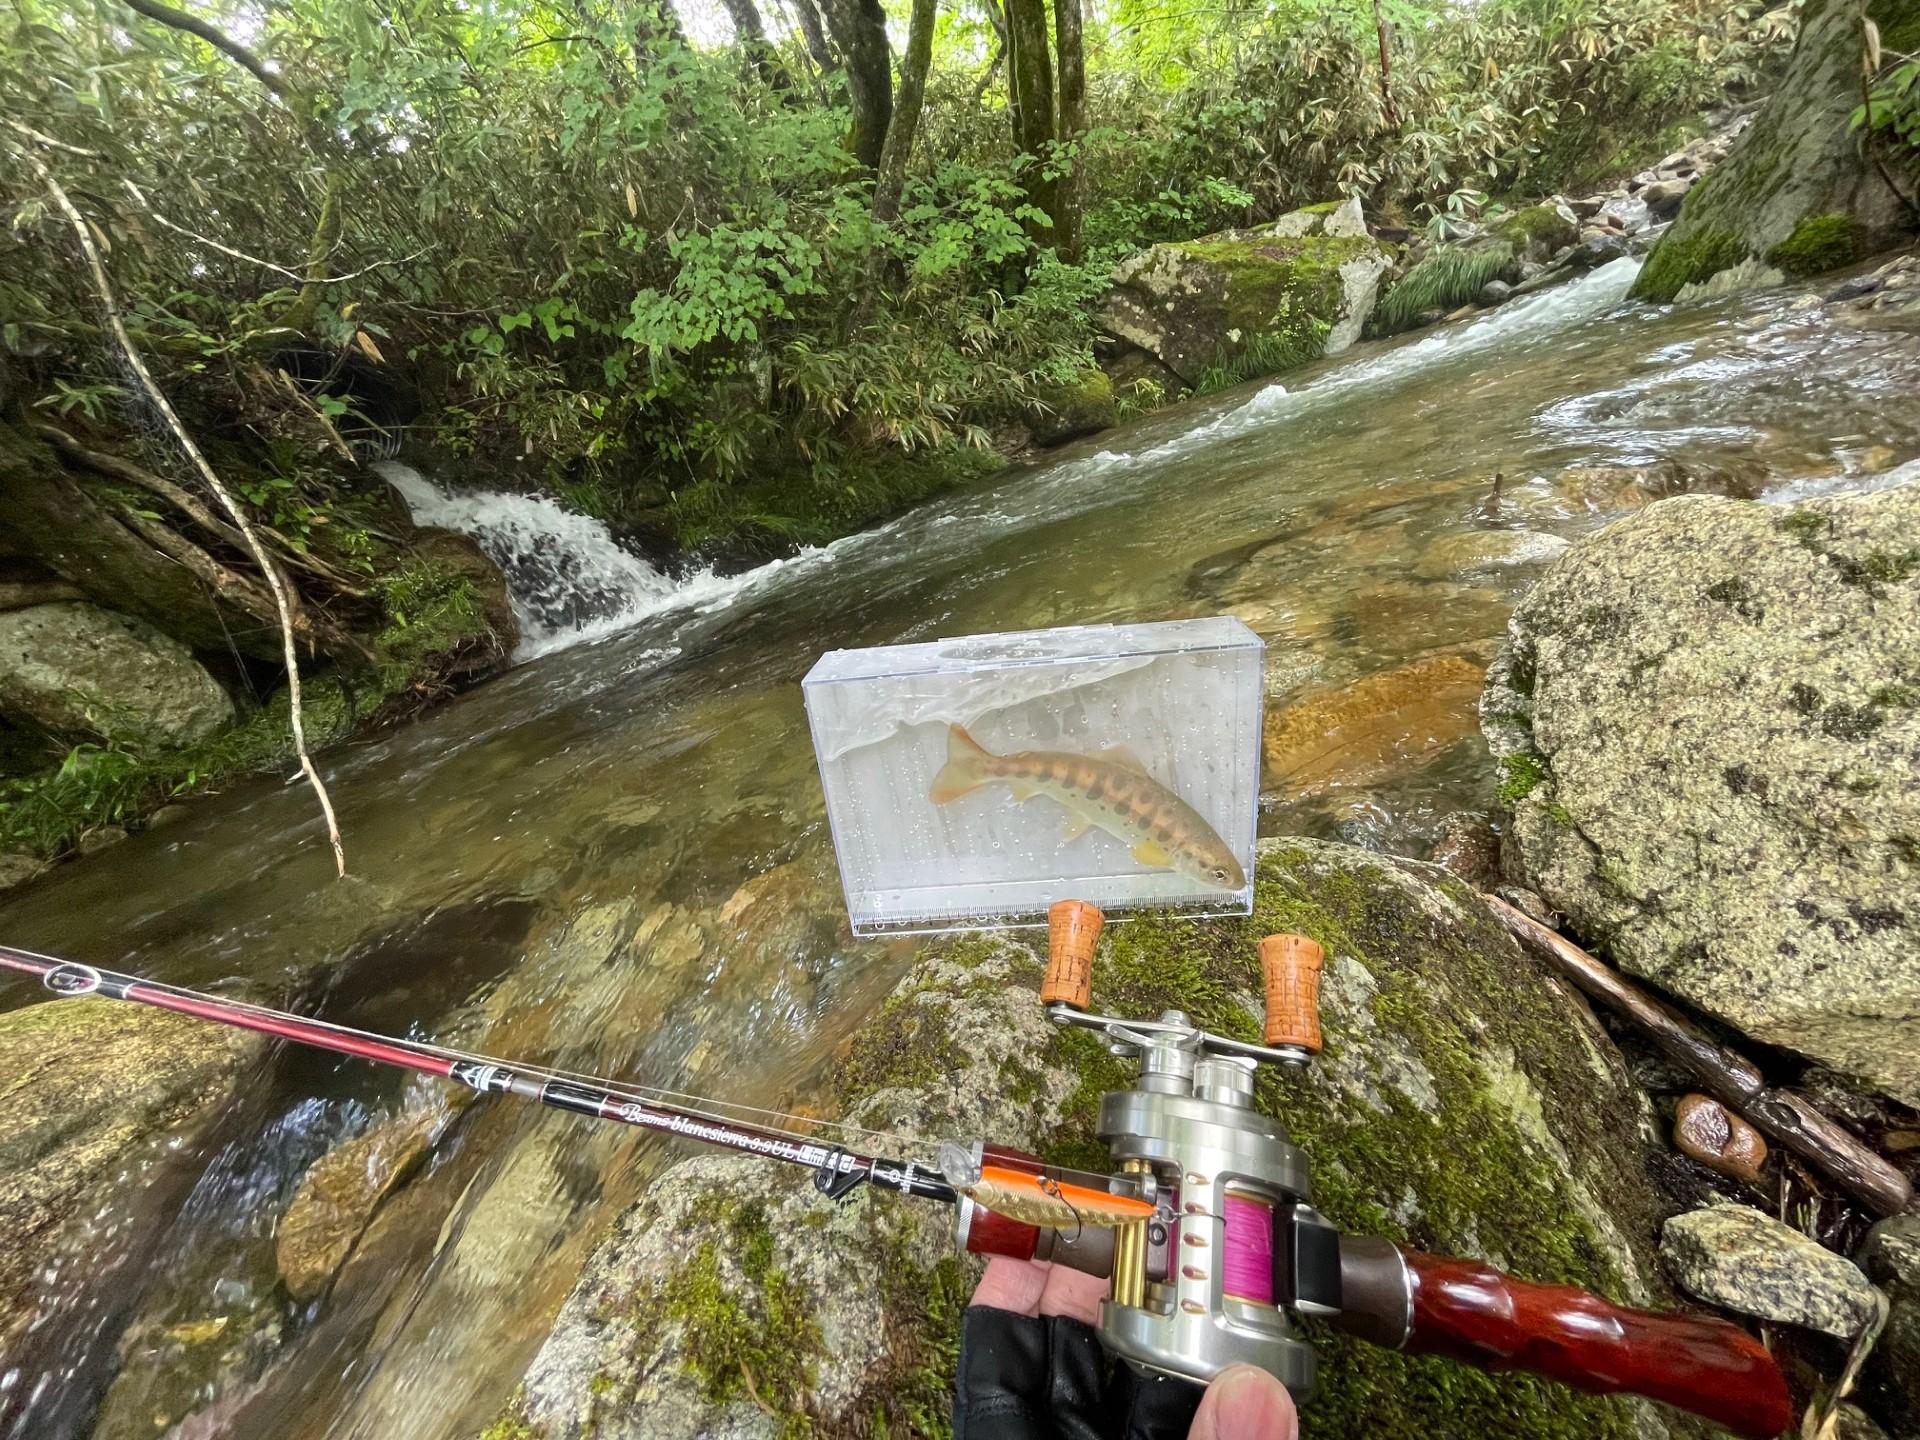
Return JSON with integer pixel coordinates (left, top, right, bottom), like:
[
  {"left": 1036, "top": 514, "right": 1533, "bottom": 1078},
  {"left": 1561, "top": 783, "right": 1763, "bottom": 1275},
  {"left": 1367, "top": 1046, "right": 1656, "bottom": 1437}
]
[{"left": 1484, "top": 893, "right": 1915, "bottom": 1218}]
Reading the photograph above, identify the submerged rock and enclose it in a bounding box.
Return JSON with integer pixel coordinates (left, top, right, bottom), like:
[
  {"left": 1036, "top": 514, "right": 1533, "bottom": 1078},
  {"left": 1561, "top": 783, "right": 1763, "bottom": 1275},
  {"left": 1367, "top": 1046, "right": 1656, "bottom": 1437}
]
[
  {"left": 0, "top": 996, "right": 263, "bottom": 1353},
  {"left": 1100, "top": 203, "right": 1393, "bottom": 388},
  {"left": 276, "top": 1093, "right": 463, "bottom": 1299},
  {"left": 0, "top": 600, "right": 234, "bottom": 746},
  {"left": 1632, "top": 0, "right": 1918, "bottom": 302},
  {"left": 1262, "top": 651, "right": 1485, "bottom": 799},
  {"left": 1660, "top": 1203, "right": 1878, "bottom": 1337},
  {"left": 511, "top": 839, "right": 1709, "bottom": 1439},
  {"left": 1415, "top": 527, "right": 1570, "bottom": 578},
  {"left": 1483, "top": 484, "right": 1920, "bottom": 1103}
]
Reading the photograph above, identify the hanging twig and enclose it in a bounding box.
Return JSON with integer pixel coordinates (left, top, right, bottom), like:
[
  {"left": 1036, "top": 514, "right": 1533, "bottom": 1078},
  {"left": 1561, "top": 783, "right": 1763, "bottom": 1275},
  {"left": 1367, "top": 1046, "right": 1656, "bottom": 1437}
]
[
  {"left": 1485, "top": 895, "right": 1915, "bottom": 1218},
  {"left": 12, "top": 135, "right": 349, "bottom": 877},
  {"left": 114, "top": 0, "right": 292, "bottom": 100}
]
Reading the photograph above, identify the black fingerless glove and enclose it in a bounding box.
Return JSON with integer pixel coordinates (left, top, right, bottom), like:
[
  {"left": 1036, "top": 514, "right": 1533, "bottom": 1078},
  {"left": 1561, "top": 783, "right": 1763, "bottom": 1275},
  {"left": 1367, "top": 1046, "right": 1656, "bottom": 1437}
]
[{"left": 953, "top": 1306, "right": 1203, "bottom": 1440}]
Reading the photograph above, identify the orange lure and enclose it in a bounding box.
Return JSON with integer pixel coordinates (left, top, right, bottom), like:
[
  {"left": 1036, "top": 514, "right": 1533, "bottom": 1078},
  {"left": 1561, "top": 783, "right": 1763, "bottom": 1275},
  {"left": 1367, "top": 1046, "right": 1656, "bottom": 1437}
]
[{"left": 960, "top": 1163, "right": 1157, "bottom": 1229}]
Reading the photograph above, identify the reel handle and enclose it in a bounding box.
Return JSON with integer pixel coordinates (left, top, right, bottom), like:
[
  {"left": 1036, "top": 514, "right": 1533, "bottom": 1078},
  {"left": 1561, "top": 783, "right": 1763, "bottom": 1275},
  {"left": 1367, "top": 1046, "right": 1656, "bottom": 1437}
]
[
  {"left": 1258, "top": 933, "right": 1324, "bottom": 1053},
  {"left": 1042, "top": 899, "right": 1103, "bottom": 1009},
  {"left": 1396, "top": 1248, "right": 1792, "bottom": 1439}
]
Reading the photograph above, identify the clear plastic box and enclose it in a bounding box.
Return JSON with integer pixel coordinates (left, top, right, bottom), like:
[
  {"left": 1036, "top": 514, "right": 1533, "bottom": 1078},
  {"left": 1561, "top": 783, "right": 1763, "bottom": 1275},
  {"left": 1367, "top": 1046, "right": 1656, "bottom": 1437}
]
[{"left": 804, "top": 618, "right": 1264, "bottom": 935}]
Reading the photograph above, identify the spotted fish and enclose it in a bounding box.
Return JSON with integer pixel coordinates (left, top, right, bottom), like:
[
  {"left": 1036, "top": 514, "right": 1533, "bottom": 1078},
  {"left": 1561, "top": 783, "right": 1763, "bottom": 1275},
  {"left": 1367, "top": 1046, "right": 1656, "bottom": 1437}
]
[{"left": 928, "top": 723, "right": 1246, "bottom": 891}]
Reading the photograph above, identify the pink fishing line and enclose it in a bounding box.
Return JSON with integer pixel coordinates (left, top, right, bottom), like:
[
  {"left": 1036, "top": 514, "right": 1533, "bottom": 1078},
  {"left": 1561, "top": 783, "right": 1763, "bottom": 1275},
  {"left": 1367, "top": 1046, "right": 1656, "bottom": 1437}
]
[{"left": 1221, "top": 1193, "right": 1275, "bottom": 1304}]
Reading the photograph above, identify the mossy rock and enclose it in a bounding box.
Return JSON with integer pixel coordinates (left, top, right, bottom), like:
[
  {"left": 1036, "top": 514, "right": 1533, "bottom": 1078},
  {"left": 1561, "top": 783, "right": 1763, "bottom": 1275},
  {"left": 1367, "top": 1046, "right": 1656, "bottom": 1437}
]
[
  {"left": 513, "top": 842, "right": 1709, "bottom": 1439},
  {"left": 1488, "top": 201, "right": 1578, "bottom": 262},
  {"left": 1631, "top": 0, "right": 1918, "bottom": 303},
  {"left": 1100, "top": 221, "right": 1393, "bottom": 388},
  {"left": 0, "top": 997, "right": 264, "bottom": 1355},
  {"left": 1028, "top": 368, "right": 1118, "bottom": 447},
  {"left": 1481, "top": 486, "right": 1920, "bottom": 1105}
]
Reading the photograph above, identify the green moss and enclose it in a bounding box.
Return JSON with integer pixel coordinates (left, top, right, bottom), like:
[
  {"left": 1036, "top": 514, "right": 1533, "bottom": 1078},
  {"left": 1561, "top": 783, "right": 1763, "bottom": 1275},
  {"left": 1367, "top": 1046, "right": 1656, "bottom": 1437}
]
[
  {"left": 1765, "top": 213, "right": 1871, "bottom": 277},
  {"left": 1030, "top": 368, "right": 1116, "bottom": 440},
  {"left": 1175, "top": 234, "right": 1382, "bottom": 383},
  {"left": 374, "top": 560, "right": 490, "bottom": 685},
  {"left": 1370, "top": 244, "right": 1514, "bottom": 336},
  {"left": 657, "top": 1197, "right": 820, "bottom": 1432},
  {"left": 1872, "top": 683, "right": 1920, "bottom": 708},
  {"left": 1496, "top": 753, "right": 1547, "bottom": 806},
  {"left": 1629, "top": 224, "right": 1746, "bottom": 302},
  {"left": 475, "top": 1388, "right": 545, "bottom": 1440},
  {"left": 1543, "top": 800, "right": 1576, "bottom": 828},
  {"left": 1489, "top": 202, "right": 1576, "bottom": 253}
]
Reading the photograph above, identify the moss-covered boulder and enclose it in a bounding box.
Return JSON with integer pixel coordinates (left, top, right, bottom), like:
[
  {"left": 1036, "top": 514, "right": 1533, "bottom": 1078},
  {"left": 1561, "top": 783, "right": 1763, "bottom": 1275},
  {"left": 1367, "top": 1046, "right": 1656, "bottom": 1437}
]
[
  {"left": 0, "top": 601, "right": 235, "bottom": 746},
  {"left": 508, "top": 840, "right": 1714, "bottom": 1439},
  {"left": 1482, "top": 483, "right": 1920, "bottom": 1103},
  {"left": 1632, "top": 0, "right": 1919, "bottom": 302},
  {"left": 1100, "top": 204, "right": 1393, "bottom": 388},
  {"left": 1028, "top": 368, "right": 1118, "bottom": 447},
  {"left": 0, "top": 996, "right": 263, "bottom": 1355}
]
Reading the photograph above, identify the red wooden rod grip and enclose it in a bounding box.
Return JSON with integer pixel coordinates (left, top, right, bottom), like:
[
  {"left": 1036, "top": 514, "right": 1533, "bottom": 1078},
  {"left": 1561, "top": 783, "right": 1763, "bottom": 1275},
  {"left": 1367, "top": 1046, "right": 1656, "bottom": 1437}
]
[{"left": 1400, "top": 1249, "right": 1792, "bottom": 1439}]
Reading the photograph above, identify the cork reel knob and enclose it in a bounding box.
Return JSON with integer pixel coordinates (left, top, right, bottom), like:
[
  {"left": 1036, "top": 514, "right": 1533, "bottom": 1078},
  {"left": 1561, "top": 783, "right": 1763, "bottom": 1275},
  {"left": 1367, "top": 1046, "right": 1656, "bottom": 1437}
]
[
  {"left": 1259, "top": 933, "right": 1324, "bottom": 1054},
  {"left": 1042, "top": 900, "right": 1103, "bottom": 1009}
]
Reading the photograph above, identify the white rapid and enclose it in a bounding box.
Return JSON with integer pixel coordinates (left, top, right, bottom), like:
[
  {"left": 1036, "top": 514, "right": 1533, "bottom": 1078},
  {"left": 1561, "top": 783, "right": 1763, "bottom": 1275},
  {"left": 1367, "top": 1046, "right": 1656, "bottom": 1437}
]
[{"left": 374, "top": 463, "right": 735, "bottom": 659}]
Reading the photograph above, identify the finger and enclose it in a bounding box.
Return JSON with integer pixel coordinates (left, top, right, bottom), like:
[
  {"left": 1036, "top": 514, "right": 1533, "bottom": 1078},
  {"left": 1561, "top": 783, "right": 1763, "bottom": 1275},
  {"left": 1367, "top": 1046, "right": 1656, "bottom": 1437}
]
[
  {"left": 1036, "top": 1261, "right": 1109, "bottom": 1327},
  {"left": 970, "top": 1256, "right": 1050, "bottom": 1315},
  {"left": 1187, "top": 1364, "right": 1299, "bottom": 1440}
]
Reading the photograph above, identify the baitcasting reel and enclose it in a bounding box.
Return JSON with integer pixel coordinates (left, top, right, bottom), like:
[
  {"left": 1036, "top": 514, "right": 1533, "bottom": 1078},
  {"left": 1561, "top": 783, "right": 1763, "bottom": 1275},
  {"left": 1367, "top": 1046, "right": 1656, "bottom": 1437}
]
[
  {"left": 949, "top": 900, "right": 1371, "bottom": 1399},
  {"left": 944, "top": 901, "right": 1793, "bottom": 1440}
]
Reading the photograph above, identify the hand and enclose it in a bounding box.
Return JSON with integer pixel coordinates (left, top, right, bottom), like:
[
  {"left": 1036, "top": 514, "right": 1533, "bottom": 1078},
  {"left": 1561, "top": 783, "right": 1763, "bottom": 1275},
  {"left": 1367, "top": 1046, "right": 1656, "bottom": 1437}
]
[{"left": 958, "top": 1257, "right": 1300, "bottom": 1440}]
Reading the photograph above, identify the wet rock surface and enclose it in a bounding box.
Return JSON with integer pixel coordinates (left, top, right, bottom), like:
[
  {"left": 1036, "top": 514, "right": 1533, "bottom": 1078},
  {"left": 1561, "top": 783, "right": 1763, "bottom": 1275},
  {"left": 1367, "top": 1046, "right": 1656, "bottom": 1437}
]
[
  {"left": 1660, "top": 1203, "right": 1879, "bottom": 1337},
  {"left": 0, "top": 996, "right": 264, "bottom": 1353},
  {"left": 0, "top": 600, "right": 234, "bottom": 746},
  {"left": 1858, "top": 1215, "right": 1920, "bottom": 1438},
  {"left": 508, "top": 839, "right": 1709, "bottom": 1440},
  {"left": 1483, "top": 482, "right": 1920, "bottom": 1103}
]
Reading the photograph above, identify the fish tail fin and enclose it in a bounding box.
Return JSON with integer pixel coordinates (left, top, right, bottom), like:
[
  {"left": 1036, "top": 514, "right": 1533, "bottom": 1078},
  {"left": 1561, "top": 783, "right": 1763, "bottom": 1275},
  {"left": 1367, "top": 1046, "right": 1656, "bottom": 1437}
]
[{"left": 929, "top": 723, "right": 991, "bottom": 805}]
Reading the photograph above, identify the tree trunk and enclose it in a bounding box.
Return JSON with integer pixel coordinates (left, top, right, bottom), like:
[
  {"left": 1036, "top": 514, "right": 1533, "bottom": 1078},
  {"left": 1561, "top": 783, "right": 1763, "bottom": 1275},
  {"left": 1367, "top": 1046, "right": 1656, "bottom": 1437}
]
[
  {"left": 871, "top": 0, "right": 936, "bottom": 230},
  {"left": 1053, "top": 0, "right": 1087, "bottom": 261},
  {"left": 819, "top": 0, "right": 893, "bottom": 169},
  {"left": 788, "top": 0, "right": 838, "bottom": 75},
  {"left": 1003, "top": 0, "right": 1057, "bottom": 243},
  {"left": 1372, "top": 0, "right": 1400, "bottom": 129}
]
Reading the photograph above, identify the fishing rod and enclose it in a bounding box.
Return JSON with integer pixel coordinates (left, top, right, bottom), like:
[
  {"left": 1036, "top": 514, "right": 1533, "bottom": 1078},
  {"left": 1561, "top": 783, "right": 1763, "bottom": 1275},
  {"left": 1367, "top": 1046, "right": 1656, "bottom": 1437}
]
[{"left": 0, "top": 906, "right": 1796, "bottom": 1439}]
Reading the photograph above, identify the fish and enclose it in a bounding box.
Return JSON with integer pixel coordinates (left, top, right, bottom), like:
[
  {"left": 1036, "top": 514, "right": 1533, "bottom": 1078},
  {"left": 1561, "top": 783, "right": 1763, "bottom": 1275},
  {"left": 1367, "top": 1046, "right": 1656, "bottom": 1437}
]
[{"left": 928, "top": 723, "right": 1247, "bottom": 891}]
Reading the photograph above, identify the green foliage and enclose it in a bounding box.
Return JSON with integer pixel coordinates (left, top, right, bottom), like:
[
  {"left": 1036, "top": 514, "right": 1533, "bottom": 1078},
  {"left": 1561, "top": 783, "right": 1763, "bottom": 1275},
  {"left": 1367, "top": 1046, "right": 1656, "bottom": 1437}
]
[
  {"left": 0, "top": 677, "right": 360, "bottom": 859},
  {"left": 1372, "top": 244, "right": 1515, "bottom": 335},
  {"left": 0, "top": 0, "right": 1788, "bottom": 559}
]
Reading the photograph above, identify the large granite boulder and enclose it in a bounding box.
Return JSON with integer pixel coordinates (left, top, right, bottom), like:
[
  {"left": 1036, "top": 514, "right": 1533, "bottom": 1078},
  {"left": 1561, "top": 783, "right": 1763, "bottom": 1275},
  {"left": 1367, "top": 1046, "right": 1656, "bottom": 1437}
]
[
  {"left": 0, "top": 601, "right": 234, "bottom": 746},
  {"left": 1632, "top": 0, "right": 1919, "bottom": 302},
  {"left": 1100, "top": 200, "right": 1393, "bottom": 389},
  {"left": 1482, "top": 483, "right": 1920, "bottom": 1103},
  {"left": 501, "top": 839, "right": 1713, "bottom": 1440},
  {"left": 0, "top": 996, "right": 264, "bottom": 1356}
]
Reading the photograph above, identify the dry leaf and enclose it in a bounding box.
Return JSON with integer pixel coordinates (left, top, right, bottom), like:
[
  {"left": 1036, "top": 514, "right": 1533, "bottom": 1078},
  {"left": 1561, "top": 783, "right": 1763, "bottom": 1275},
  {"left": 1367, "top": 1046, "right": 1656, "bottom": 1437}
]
[
  {"left": 625, "top": 182, "right": 638, "bottom": 219},
  {"left": 1264, "top": 652, "right": 1486, "bottom": 797},
  {"left": 352, "top": 328, "right": 386, "bottom": 365}
]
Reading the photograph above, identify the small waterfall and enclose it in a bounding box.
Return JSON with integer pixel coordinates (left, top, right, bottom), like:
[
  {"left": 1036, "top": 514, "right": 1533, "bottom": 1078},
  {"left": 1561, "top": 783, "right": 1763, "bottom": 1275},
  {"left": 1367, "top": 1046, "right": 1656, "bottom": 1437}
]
[{"left": 375, "top": 462, "right": 713, "bottom": 659}]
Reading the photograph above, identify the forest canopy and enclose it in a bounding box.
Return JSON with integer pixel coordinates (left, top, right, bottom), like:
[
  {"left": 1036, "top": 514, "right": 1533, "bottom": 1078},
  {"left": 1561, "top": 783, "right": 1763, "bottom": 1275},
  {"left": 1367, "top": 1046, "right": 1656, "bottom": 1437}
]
[{"left": 3, "top": 0, "right": 1789, "bottom": 550}]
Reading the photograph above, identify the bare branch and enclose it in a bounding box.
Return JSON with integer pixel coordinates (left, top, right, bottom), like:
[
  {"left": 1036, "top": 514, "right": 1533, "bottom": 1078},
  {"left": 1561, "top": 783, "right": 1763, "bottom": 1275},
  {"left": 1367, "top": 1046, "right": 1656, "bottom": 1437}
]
[
  {"left": 123, "top": 182, "right": 432, "bottom": 284},
  {"left": 15, "top": 139, "right": 349, "bottom": 878},
  {"left": 114, "top": 0, "right": 291, "bottom": 100},
  {"left": 0, "top": 118, "right": 103, "bottom": 157}
]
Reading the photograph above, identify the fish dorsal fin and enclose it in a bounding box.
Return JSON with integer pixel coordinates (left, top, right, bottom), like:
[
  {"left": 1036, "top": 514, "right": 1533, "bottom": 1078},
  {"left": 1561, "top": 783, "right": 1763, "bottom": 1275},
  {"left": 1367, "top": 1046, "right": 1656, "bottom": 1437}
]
[{"left": 1097, "top": 745, "right": 1151, "bottom": 776}]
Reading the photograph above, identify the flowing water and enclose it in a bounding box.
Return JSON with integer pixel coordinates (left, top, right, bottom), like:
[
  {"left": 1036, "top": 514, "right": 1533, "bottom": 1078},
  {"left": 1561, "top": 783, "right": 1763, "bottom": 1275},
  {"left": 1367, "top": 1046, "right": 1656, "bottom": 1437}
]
[{"left": 5, "top": 259, "right": 1920, "bottom": 1440}]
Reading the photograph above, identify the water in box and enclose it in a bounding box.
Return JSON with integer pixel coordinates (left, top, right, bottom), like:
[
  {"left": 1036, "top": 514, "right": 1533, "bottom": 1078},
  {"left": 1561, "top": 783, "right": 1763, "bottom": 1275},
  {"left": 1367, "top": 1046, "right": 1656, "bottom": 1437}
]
[{"left": 803, "top": 618, "right": 1263, "bottom": 934}]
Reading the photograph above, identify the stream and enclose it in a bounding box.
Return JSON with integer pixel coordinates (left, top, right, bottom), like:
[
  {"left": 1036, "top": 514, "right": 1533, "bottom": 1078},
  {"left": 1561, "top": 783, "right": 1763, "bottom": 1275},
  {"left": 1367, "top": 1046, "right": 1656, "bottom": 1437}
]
[{"left": 6, "top": 257, "right": 1920, "bottom": 1439}]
